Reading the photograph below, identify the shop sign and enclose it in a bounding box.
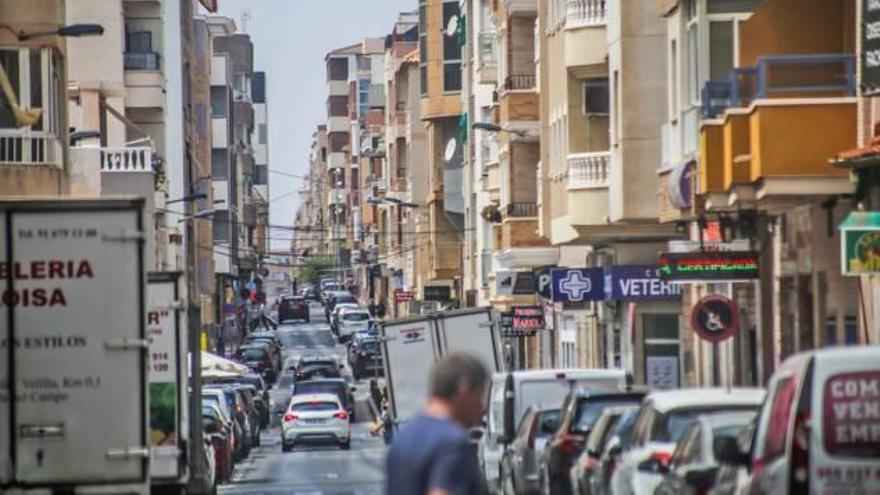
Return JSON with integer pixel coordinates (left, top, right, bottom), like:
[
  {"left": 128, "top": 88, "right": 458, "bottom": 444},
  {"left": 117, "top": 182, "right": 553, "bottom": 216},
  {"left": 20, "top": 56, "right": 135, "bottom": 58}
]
[
  {"left": 394, "top": 289, "right": 414, "bottom": 303},
  {"left": 423, "top": 285, "right": 451, "bottom": 302},
  {"left": 535, "top": 267, "right": 554, "bottom": 299},
  {"left": 496, "top": 271, "right": 537, "bottom": 296},
  {"left": 840, "top": 213, "right": 880, "bottom": 275},
  {"left": 691, "top": 294, "right": 739, "bottom": 343},
  {"left": 863, "top": 0, "right": 880, "bottom": 95},
  {"left": 500, "top": 305, "right": 545, "bottom": 337},
  {"left": 550, "top": 268, "right": 605, "bottom": 302},
  {"left": 659, "top": 251, "right": 759, "bottom": 282},
  {"left": 605, "top": 266, "right": 681, "bottom": 300},
  {"left": 667, "top": 239, "right": 750, "bottom": 253}
]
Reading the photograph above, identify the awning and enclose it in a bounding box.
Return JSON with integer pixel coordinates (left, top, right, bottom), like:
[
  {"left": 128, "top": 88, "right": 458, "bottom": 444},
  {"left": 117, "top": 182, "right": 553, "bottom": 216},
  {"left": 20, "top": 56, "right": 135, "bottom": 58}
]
[
  {"left": 839, "top": 211, "right": 880, "bottom": 229},
  {"left": 200, "top": 351, "right": 248, "bottom": 377},
  {"left": 199, "top": 0, "right": 218, "bottom": 13}
]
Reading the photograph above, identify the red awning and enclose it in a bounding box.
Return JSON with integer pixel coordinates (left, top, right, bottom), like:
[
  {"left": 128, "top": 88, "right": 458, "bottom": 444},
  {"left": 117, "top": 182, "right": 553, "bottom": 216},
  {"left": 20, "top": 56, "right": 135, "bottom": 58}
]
[{"left": 199, "top": 0, "right": 218, "bottom": 13}]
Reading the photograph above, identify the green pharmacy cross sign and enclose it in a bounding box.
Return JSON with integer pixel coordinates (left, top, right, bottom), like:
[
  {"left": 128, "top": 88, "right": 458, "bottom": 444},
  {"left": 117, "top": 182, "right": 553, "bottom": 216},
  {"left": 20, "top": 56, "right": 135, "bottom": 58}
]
[{"left": 840, "top": 212, "right": 880, "bottom": 276}]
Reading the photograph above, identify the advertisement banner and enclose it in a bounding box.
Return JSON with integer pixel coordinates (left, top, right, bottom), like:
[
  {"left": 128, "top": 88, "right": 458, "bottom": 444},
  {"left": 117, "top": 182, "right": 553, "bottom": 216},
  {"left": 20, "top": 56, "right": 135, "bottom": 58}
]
[
  {"left": 842, "top": 228, "right": 880, "bottom": 275},
  {"left": 659, "top": 251, "right": 760, "bottom": 282},
  {"left": 147, "top": 274, "right": 183, "bottom": 479}
]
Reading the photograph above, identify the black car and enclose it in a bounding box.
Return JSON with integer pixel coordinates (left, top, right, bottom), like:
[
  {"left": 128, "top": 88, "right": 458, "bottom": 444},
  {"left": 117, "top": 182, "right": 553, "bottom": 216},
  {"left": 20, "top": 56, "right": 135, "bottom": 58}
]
[
  {"left": 244, "top": 333, "right": 282, "bottom": 372},
  {"left": 540, "top": 389, "right": 647, "bottom": 495},
  {"left": 349, "top": 338, "right": 383, "bottom": 380},
  {"left": 294, "top": 356, "right": 343, "bottom": 381},
  {"left": 234, "top": 344, "right": 276, "bottom": 381},
  {"left": 290, "top": 377, "right": 356, "bottom": 421},
  {"left": 302, "top": 287, "right": 320, "bottom": 302},
  {"left": 207, "top": 373, "right": 272, "bottom": 428},
  {"left": 279, "top": 295, "right": 310, "bottom": 323}
]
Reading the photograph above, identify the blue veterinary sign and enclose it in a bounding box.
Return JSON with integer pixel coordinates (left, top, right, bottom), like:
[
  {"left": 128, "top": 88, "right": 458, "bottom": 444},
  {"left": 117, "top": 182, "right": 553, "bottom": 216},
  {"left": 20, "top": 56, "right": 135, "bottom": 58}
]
[{"left": 550, "top": 266, "right": 680, "bottom": 302}]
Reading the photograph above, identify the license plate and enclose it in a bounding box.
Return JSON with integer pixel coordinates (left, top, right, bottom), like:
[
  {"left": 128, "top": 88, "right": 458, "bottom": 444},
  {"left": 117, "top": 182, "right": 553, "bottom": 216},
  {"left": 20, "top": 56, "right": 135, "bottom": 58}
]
[{"left": 303, "top": 418, "right": 327, "bottom": 424}]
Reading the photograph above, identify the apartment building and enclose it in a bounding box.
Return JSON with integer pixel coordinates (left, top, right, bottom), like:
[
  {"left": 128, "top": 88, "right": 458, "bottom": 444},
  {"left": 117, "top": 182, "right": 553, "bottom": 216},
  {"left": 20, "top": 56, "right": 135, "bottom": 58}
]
[
  {"left": 295, "top": 125, "right": 329, "bottom": 259},
  {"left": 418, "top": 0, "right": 465, "bottom": 308},
  {"left": 658, "top": 0, "right": 858, "bottom": 387},
  {"left": 251, "top": 70, "right": 270, "bottom": 256},
  {"left": 0, "top": 1, "right": 71, "bottom": 195}
]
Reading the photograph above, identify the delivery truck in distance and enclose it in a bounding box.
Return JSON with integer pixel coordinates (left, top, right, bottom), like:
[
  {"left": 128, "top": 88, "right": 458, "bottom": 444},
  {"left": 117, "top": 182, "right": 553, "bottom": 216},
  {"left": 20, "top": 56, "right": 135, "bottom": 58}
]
[
  {"left": 0, "top": 198, "right": 150, "bottom": 494},
  {"left": 379, "top": 307, "right": 503, "bottom": 426}
]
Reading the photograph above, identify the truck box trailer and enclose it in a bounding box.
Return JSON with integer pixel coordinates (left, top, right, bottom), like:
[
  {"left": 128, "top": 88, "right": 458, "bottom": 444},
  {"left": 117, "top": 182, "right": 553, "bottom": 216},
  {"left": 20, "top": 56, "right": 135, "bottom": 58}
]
[
  {"left": 0, "top": 198, "right": 149, "bottom": 494},
  {"left": 379, "top": 307, "right": 502, "bottom": 425}
]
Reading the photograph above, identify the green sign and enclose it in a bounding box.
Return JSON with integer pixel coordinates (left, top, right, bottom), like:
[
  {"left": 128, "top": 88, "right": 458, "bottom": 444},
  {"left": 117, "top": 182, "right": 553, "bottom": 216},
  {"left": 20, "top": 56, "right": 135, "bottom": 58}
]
[{"left": 840, "top": 212, "right": 880, "bottom": 276}]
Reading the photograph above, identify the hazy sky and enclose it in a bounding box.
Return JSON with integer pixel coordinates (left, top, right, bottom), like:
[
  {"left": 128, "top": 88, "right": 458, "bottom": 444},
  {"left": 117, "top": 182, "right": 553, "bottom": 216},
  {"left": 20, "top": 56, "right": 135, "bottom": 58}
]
[{"left": 215, "top": 0, "right": 415, "bottom": 250}]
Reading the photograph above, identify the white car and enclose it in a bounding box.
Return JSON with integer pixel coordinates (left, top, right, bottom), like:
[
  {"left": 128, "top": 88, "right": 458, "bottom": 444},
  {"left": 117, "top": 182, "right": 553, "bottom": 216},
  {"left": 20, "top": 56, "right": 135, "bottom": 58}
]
[
  {"left": 743, "top": 345, "right": 880, "bottom": 495},
  {"left": 611, "top": 387, "right": 766, "bottom": 495},
  {"left": 330, "top": 303, "right": 359, "bottom": 335},
  {"left": 336, "top": 307, "right": 372, "bottom": 342},
  {"left": 281, "top": 393, "right": 351, "bottom": 451}
]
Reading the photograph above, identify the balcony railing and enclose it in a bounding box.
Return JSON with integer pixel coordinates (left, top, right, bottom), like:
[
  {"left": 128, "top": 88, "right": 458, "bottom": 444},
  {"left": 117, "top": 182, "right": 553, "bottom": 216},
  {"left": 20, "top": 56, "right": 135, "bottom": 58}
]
[
  {"left": 701, "top": 53, "right": 855, "bottom": 118},
  {"left": 567, "top": 151, "right": 610, "bottom": 189},
  {"left": 0, "top": 130, "right": 62, "bottom": 166},
  {"left": 504, "top": 202, "right": 539, "bottom": 218},
  {"left": 566, "top": 0, "right": 607, "bottom": 27},
  {"left": 99, "top": 146, "right": 153, "bottom": 172},
  {"left": 124, "top": 51, "right": 161, "bottom": 71},
  {"left": 504, "top": 74, "right": 536, "bottom": 91}
]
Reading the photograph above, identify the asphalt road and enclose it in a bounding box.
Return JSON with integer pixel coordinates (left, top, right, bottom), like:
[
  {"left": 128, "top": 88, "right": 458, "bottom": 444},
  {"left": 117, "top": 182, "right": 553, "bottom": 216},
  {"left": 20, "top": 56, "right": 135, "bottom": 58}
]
[{"left": 219, "top": 304, "right": 386, "bottom": 495}]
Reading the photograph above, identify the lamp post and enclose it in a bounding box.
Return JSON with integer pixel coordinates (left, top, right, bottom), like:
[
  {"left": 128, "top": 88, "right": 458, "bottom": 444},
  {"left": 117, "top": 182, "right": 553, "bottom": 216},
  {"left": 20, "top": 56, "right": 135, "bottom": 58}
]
[{"left": 0, "top": 23, "right": 105, "bottom": 40}]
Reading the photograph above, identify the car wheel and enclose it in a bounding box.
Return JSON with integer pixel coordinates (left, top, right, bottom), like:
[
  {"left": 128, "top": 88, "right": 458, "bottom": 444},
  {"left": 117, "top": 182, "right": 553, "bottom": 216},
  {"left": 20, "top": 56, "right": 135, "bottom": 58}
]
[{"left": 339, "top": 440, "right": 351, "bottom": 450}]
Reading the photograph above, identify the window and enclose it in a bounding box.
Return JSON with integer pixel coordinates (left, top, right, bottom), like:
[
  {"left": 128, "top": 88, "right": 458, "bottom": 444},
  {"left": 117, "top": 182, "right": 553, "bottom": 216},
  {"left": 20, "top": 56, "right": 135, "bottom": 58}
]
[
  {"left": 0, "top": 49, "right": 20, "bottom": 128},
  {"left": 233, "top": 73, "right": 249, "bottom": 95},
  {"left": 685, "top": 0, "right": 699, "bottom": 105},
  {"left": 254, "top": 165, "right": 268, "bottom": 185},
  {"left": 258, "top": 123, "right": 267, "bottom": 144},
  {"left": 420, "top": 65, "right": 428, "bottom": 95},
  {"left": 670, "top": 39, "right": 679, "bottom": 118},
  {"left": 442, "top": 2, "right": 461, "bottom": 61},
  {"left": 212, "top": 149, "right": 228, "bottom": 179},
  {"left": 213, "top": 212, "right": 230, "bottom": 242},
  {"left": 709, "top": 21, "right": 734, "bottom": 82},
  {"left": 583, "top": 78, "right": 610, "bottom": 115},
  {"left": 612, "top": 70, "right": 620, "bottom": 144},
  {"left": 210, "top": 87, "right": 227, "bottom": 117},
  {"left": 125, "top": 30, "right": 152, "bottom": 53}
]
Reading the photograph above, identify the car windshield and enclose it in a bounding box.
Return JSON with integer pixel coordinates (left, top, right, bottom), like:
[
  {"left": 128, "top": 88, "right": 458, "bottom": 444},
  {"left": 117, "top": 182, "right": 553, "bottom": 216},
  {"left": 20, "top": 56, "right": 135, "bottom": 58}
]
[
  {"left": 336, "top": 296, "right": 356, "bottom": 304},
  {"left": 301, "top": 360, "right": 336, "bottom": 369},
  {"left": 342, "top": 312, "right": 369, "bottom": 321},
  {"left": 291, "top": 401, "right": 338, "bottom": 412},
  {"left": 518, "top": 377, "right": 621, "bottom": 421},
  {"left": 656, "top": 406, "right": 757, "bottom": 443},
  {"left": 294, "top": 383, "right": 345, "bottom": 400}
]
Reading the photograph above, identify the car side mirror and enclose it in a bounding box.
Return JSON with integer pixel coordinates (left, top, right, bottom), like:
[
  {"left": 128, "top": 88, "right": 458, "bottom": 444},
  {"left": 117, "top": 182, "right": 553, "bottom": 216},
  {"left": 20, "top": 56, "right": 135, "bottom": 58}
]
[
  {"left": 684, "top": 467, "right": 718, "bottom": 489},
  {"left": 607, "top": 443, "right": 622, "bottom": 457},
  {"left": 713, "top": 436, "right": 750, "bottom": 467},
  {"left": 339, "top": 364, "right": 345, "bottom": 370},
  {"left": 350, "top": 386, "right": 357, "bottom": 392},
  {"left": 469, "top": 428, "right": 485, "bottom": 441}
]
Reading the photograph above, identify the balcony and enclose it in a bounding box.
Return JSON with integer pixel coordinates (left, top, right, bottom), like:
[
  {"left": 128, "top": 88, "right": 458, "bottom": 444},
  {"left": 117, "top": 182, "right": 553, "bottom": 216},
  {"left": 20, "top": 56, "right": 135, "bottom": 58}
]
[
  {"left": 124, "top": 52, "right": 164, "bottom": 109},
  {"left": 699, "top": 54, "right": 856, "bottom": 208},
  {"left": 503, "top": 74, "right": 536, "bottom": 92},
  {"left": 99, "top": 147, "right": 153, "bottom": 172},
  {"left": 503, "top": 0, "right": 538, "bottom": 14},
  {"left": 477, "top": 33, "right": 498, "bottom": 84},
  {"left": 567, "top": 151, "right": 609, "bottom": 189},
  {"left": 503, "top": 202, "right": 539, "bottom": 218},
  {"left": 499, "top": 77, "right": 539, "bottom": 125},
  {"left": 565, "top": 0, "right": 606, "bottom": 28},
  {"left": 327, "top": 116, "right": 349, "bottom": 133},
  {"left": 0, "top": 131, "right": 62, "bottom": 167}
]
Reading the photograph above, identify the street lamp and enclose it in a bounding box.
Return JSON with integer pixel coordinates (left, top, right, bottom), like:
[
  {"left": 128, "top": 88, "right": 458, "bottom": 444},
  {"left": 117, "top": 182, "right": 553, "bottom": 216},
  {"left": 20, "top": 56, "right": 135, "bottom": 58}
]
[
  {"left": 167, "top": 192, "right": 208, "bottom": 204},
  {"left": 0, "top": 23, "right": 105, "bottom": 41},
  {"left": 472, "top": 121, "right": 529, "bottom": 138},
  {"left": 176, "top": 209, "right": 216, "bottom": 223}
]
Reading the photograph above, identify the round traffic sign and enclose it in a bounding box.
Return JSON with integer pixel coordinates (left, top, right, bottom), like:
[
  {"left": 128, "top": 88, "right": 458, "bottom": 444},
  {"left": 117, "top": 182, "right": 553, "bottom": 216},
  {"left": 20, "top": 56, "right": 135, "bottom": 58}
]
[{"left": 690, "top": 294, "right": 739, "bottom": 343}]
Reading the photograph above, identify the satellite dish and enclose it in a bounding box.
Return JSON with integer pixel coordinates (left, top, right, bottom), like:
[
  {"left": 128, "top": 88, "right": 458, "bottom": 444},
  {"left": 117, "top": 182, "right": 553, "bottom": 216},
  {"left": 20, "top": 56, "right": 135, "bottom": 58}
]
[
  {"left": 446, "top": 15, "right": 459, "bottom": 38},
  {"left": 444, "top": 138, "right": 458, "bottom": 162}
]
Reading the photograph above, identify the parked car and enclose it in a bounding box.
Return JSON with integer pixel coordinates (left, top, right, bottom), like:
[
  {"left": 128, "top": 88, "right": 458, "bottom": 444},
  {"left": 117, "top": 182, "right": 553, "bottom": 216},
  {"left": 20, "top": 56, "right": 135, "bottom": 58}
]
[
  {"left": 653, "top": 411, "right": 757, "bottom": 495},
  {"left": 291, "top": 377, "right": 356, "bottom": 421},
  {"left": 330, "top": 303, "right": 359, "bottom": 335},
  {"left": 294, "top": 355, "right": 343, "bottom": 381},
  {"left": 570, "top": 405, "right": 639, "bottom": 495},
  {"left": 611, "top": 388, "right": 765, "bottom": 495},
  {"left": 235, "top": 343, "right": 276, "bottom": 381},
  {"left": 282, "top": 393, "right": 351, "bottom": 451},
  {"left": 480, "top": 369, "right": 628, "bottom": 494},
  {"left": 500, "top": 405, "right": 560, "bottom": 495},
  {"left": 202, "top": 403, "right": 233, "bottom": 484},
  {"left": 207, "top": 373, "right": 271, "bottom": 428},
  {"left": 349, "top": 337, "right": 383, "bottom": 380},
  {"left": 540, "top": 389, "right": 646, "bottom": 495},
  {"left": 279, "top": 295, "right": 310, "bottom": 323},
  {"left": 591, "top": 406, "right": 640, "bottom": 495},
  {"left": 302, "top": 287, "right": 319, "bottom": 302},
  {"left": 336, "top": 307, "right": 372, "bottom": 342},
  {"left": 231, "top": 384, "right": 263, "bottom": 447},
  {"left": 203, "top": 385, "right": 249, "bottom": 461},
  {"left": 738, "top": 346, "right": 880, "bottom": 495}
]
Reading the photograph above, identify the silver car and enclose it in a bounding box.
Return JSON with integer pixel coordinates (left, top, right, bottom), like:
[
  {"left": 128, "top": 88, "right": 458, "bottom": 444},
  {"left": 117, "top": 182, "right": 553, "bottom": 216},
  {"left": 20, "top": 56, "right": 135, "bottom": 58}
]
[{"left": 500, "top": 405, "right": 560, "bottom": 495}]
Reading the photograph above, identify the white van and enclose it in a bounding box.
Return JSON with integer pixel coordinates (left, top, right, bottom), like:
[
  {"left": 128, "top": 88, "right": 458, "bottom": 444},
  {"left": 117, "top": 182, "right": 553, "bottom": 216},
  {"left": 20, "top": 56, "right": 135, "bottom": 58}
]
[
  {"left": 740, "top": 346, "right": 880, "bottom": 495},
  {"left": 478, "top": 369, "right": 627, "bottom": 493}
]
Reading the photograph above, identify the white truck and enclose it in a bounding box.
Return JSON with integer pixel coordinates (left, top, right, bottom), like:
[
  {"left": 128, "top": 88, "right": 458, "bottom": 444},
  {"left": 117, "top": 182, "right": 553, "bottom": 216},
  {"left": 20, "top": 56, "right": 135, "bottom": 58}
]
[
  {"left": 379, "top": 307, "right": 503, "bottom": 425},
  {"left": 0, "top": 198, "right": 150, "bottom": 494}
]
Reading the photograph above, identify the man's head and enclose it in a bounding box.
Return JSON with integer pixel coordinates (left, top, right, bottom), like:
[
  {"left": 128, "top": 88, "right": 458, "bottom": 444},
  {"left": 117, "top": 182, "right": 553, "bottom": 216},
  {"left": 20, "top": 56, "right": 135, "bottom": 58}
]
[{"left": 429, "top": 353, "right": 489, "bottom": 427}]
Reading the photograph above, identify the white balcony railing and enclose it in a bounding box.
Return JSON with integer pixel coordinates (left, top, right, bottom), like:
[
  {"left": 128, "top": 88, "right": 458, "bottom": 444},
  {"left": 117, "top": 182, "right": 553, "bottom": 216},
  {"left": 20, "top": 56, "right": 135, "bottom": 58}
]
[
  {"left": 99, "top": 147, "right": 153, "bottom": 172},
  {"left": 565, "top": 0, "right": 607, "bottom": 28},
  {"left": 567, "top": 151, "right": 610, "bottom": 189},
  {"left": 0, "top": 130, "right": 62, "bottom": 166}
]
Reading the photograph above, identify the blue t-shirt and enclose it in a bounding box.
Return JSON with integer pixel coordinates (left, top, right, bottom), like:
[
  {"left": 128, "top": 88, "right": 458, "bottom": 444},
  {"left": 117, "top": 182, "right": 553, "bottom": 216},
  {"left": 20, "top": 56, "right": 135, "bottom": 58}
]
[{"left": 386, "top": 413, "right": 480, "bottom": 495}]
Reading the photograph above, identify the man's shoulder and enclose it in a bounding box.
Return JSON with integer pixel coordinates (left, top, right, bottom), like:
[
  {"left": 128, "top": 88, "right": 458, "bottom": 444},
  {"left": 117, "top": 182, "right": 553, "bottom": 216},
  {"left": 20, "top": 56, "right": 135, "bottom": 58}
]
[{"left": 394, "top": 414, "right": 468, "bottom": 446}]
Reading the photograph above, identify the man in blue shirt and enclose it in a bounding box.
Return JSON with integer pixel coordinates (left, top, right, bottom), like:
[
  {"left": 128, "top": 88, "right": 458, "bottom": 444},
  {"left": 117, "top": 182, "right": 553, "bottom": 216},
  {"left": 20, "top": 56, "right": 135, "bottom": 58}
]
[{"left": 386, "top": 353, "right": 489, "bottom": 495}]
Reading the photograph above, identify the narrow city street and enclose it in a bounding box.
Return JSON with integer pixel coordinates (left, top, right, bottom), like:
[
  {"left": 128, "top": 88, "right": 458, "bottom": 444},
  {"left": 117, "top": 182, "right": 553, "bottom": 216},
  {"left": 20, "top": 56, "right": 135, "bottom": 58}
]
[{"left": 219, "top": 304, "right": 386, "bottom": 495}]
